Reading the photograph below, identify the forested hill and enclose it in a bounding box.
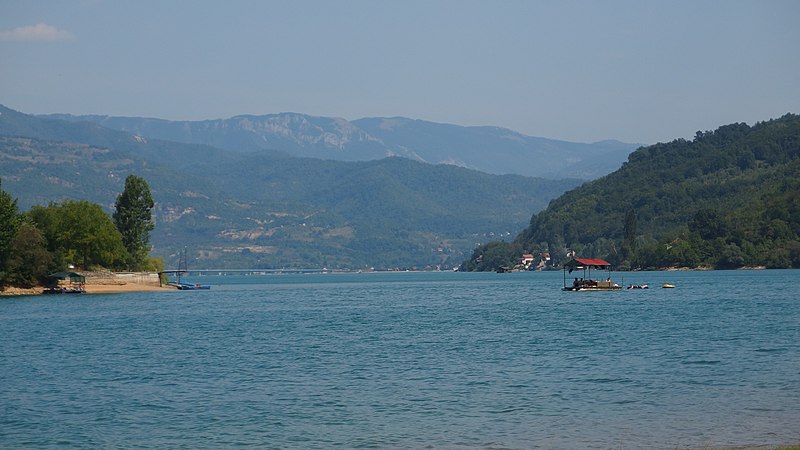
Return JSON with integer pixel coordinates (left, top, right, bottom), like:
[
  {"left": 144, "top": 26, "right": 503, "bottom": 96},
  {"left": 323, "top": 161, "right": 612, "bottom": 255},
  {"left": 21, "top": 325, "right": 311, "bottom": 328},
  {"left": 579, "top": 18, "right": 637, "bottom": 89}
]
[
  {"left": 463, "top": 114, "right": 800, "bottom": 271},
  {"left": 0, "top": 105, "right": 582, "bottom": 270}
]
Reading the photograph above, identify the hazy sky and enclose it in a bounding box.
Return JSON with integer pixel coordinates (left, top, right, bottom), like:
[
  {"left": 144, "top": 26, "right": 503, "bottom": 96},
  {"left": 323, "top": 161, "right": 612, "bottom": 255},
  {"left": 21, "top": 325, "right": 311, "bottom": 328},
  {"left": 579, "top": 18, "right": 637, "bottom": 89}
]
[{"left": 1, "top": 0, "right": 798, "bottom": 144}]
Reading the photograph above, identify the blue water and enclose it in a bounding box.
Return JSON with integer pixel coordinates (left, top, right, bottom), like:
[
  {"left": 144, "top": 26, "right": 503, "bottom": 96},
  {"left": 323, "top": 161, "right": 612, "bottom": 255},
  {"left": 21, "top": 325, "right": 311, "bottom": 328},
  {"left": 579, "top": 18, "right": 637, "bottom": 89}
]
[{"left": 2, "top": 270, "right": 799, "bottom": 448}]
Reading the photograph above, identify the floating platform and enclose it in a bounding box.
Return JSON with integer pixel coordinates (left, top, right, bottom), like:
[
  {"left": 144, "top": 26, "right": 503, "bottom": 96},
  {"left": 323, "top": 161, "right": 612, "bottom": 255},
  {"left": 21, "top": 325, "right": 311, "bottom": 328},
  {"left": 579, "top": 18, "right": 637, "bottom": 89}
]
[
  {"left": 562, "top": 280, "right": 622, "bottom": 291},
  {"left": 562, "top": 257, "right": 622, "bottom": 291}
]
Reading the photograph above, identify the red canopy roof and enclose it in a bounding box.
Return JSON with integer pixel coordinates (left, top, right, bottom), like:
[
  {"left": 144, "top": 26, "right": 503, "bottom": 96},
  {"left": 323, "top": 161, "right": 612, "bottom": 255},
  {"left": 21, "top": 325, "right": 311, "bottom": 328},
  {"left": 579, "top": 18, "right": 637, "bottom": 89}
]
[
  {"left": 575, "top": 258, "right": 611, "bottom": 266},
  {"left": 563, "top": 258, "right": 612, "bottom": 268}
]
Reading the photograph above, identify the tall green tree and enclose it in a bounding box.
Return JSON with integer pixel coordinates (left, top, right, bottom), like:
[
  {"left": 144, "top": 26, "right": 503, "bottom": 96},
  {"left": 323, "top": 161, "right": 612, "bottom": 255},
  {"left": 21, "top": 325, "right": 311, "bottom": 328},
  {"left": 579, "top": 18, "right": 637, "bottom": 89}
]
[
  {"left": 113, "top": 175, "right": 155, "bottom": 269},
  {"left": 62, "top": 200, "right": 127, "bottom": 269},
  {"left": 621, "top": 208, "right": 638, "bottom": 261},
  {"left": 5, "top": 221, "right": 53, "bottom": 288},
  {"left": 0, "top": 178, "right": 21, "bottom": 285},
  {"left": 26, "top": 204, "right": 61, "bottom": 253}
]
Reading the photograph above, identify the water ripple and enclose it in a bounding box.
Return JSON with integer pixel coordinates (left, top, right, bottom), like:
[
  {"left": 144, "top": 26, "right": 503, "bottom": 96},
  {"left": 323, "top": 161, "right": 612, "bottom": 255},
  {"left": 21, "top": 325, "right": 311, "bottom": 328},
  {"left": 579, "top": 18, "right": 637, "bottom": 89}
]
[{"left": 2, "top": 270, "right": 800, "bottom": 448}]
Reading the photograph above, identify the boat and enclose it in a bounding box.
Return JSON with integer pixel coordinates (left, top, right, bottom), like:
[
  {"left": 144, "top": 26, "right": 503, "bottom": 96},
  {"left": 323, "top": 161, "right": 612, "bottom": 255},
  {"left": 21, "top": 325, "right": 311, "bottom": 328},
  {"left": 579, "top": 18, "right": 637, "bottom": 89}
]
[
  {"left": 43, "top": 287, "right": 87, "bottom": 294},
  {"left": 166, "top": 248, "right": 211, "bottom": 290},
  {"left": 662, "top": 283, "right": 675, "bottom": 289},
  {"left": 44, "top": 271, "right": 87, "bottom": 294},
  {"left": 173, "top": 282, "right": 211, "bottom": 290},
  {"left": 562, "top": 257, "right": 622, "bottom": 291}
]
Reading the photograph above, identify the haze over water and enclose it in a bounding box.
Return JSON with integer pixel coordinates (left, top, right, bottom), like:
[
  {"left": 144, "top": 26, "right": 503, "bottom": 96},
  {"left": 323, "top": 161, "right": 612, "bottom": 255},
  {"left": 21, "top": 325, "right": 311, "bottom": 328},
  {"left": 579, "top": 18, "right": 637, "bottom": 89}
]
[{"left": 2, "top": 270, "right": 799, "bottom": 448}]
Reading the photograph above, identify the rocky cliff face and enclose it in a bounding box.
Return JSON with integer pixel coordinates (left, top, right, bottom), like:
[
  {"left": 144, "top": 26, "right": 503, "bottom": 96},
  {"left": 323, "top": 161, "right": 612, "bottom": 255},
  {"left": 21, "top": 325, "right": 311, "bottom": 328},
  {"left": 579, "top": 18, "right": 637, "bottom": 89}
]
[{"left": 43, "top": 110, "right": 639, "bottom": 179}]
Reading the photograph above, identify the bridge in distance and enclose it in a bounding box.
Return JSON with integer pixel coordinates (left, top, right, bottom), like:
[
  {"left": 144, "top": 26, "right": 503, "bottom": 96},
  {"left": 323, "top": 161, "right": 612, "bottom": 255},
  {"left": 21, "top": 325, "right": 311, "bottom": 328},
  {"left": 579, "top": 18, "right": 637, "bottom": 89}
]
[{"left": 162, "top": 268, "right": 340, "bottom": 275}]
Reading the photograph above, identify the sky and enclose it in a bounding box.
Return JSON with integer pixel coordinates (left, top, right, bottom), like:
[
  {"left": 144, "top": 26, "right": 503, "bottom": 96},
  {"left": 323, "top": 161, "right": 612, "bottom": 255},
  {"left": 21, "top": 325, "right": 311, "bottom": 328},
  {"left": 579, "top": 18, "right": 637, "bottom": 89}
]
[{"left": 1, "top": 0, "right": 798, "bottom": 144}]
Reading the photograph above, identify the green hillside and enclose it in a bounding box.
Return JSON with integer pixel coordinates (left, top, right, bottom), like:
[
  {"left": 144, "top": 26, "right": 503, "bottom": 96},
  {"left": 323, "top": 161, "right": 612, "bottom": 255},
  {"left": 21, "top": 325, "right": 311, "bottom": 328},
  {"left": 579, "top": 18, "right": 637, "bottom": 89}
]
[
  {"left": 0, "top": 106, "right": 580, "bottom": 270},
  {"left": 463, "top": 114, "right": 800, "bottom": 271}
]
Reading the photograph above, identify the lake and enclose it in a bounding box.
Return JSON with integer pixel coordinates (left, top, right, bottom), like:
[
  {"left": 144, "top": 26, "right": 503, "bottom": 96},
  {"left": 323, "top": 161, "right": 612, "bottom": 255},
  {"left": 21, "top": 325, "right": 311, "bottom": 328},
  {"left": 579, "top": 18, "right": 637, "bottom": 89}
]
[{"left": 2, "top": 270, "right": 799, "bottom": 448}]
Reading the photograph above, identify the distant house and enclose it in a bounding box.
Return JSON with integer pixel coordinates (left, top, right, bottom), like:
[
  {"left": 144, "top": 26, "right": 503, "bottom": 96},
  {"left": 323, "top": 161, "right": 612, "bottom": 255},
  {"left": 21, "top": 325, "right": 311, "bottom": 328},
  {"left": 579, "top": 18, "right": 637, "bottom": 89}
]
[{"left": 520, "top": 254, "right": 535, "bottom": 268}]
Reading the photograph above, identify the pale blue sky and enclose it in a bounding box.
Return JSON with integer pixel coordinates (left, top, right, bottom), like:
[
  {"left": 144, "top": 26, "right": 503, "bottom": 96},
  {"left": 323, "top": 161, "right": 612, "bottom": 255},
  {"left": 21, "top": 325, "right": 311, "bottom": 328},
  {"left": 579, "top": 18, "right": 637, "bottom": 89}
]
[{"left": 1, "top": 0, "right": 798, "bottom": 144}]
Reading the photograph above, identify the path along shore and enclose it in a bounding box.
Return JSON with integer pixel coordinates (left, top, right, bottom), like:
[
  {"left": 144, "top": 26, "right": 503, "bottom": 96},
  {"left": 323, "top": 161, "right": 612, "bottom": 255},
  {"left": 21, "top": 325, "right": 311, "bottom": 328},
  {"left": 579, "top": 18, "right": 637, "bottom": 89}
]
[{"left": 1, "top": 271, "right": 177, "bottom": 296}]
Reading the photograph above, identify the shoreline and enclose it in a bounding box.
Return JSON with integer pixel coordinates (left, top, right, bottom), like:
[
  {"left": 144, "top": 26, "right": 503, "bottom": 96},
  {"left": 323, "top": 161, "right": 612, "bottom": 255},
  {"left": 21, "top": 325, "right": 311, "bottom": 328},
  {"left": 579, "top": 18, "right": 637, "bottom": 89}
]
[
  {"left": 1, "top": 270, "right": 180, "bottom": 297},
  {"left": 1, "top": 282, "right": 177, "bottom": 297}
]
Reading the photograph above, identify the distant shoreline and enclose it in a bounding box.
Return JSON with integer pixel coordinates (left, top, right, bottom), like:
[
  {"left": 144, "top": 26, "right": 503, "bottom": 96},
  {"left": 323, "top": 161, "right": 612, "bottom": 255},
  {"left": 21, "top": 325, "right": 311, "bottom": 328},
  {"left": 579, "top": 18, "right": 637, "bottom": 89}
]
[{"left": 0, "top": 265, "right": 791, "bottom": 295}]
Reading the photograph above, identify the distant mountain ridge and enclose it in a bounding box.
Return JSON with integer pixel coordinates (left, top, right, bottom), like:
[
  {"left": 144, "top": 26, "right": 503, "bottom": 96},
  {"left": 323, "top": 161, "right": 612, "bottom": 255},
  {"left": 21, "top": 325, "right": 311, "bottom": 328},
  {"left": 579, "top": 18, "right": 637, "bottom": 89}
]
[
  {"left": 42, "top": 112, "right": 640, "bottom": 179},
  {"left": 0, "top": 105, "right": 582, "bottom": 269}
]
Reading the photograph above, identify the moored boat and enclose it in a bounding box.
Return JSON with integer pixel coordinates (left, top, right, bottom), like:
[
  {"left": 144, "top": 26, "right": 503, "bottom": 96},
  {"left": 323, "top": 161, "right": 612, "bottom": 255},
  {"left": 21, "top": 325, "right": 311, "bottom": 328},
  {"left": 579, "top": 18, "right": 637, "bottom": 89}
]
[
  {"left": 44, "top": 271, "right": 87, "bottom": 294},
  {"left": 562, "top": 257, "right": 622, "bottom": 291},
  {"left": 43, "top": 287, "right": 87, "bottom": 294},
  {"left": 164, "top": 248, "right": 211, "bottom": 290},
  {"left": 172, "top": 282, "right": 211, "bottom": 290}
]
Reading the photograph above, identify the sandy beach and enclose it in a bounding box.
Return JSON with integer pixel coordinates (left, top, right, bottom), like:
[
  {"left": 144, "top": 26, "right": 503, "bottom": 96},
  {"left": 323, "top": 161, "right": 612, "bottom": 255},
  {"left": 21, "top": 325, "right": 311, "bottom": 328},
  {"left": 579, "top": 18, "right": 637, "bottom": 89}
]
[
  {"left": 1, "top": 272, "right": 178, "bottom": 296},
  {"left": 1, "top": 283, "right": 177, "bottom": 296},
  {"left": 82, "top": 283, "right": 176, "bottom": 294}
]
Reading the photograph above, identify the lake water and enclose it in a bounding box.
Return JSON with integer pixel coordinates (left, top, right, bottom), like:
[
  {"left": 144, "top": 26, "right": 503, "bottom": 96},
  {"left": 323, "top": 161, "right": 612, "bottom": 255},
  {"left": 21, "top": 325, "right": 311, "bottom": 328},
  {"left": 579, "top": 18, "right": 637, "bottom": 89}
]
[{"left": 2, "top": 270, "right": 799, "bottom": 448}]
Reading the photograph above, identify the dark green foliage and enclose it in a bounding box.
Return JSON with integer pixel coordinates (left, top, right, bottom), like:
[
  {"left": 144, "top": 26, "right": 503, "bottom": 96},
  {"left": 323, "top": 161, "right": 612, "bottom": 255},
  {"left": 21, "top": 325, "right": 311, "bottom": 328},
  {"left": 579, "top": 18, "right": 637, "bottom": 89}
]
[
  {"left": 28, "top": 200, "right": 127, "bottom": 270},
  {"left": 113, "top": 175, "right": 155, "bottom": 269},
  {"left": 0, "top": 179, "right": 21, "bottom": 285},
  {"left": 622, "top": 209, "right": 637, "bottom": 260},
  {"left": 4, "top": 221, "right": 53, "bottom": 288},
  {"left": 1, "top": 172, "right": 156, "bottom": 288},
  {"left": 5, "top": 198, "right": 151, "bottom": 288},
  {"left": 460, "top": 241, "right": 520, "bottom": 272},
  {"left": 468, "top": 114, "right": 800, "bottom": 270},
  {"left": 689, "top": 209, "right": 728, "bottom": 240}
]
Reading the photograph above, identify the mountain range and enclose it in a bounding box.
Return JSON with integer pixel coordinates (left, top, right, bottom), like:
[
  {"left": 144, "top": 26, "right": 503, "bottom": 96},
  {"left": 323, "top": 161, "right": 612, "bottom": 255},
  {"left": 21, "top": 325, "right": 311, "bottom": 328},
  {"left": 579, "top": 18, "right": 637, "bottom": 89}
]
[
  {"left": 0, "top": 105, "right": 586, "bottom": 269},
  {"left": 43, "top": 112, "right": 640, "bottom": 180}
]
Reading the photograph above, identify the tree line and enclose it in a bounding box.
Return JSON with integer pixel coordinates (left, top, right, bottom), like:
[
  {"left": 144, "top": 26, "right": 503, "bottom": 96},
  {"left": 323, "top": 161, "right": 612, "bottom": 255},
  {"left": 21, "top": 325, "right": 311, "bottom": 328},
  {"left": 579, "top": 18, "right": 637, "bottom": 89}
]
[{"left": 0, "top": 175, "right": 157, "bottom": 288}]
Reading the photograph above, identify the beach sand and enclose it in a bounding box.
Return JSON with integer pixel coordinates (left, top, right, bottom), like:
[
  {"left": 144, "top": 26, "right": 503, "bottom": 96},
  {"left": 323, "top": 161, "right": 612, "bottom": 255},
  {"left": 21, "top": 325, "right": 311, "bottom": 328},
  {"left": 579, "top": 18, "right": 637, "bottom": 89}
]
[
  {"left": 82, "top": 283, "right": 176, "bottom": 294},
  {"left": 1, "top": 280, "right": 177, "bottom": 296}
]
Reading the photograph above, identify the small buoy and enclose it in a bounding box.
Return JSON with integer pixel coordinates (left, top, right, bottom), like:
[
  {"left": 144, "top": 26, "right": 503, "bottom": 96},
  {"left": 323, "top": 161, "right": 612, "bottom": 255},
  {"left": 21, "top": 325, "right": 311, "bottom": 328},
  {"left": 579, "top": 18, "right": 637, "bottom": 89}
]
[{"left": 662, "top": 283, "right": 675, "bottom": 289}]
